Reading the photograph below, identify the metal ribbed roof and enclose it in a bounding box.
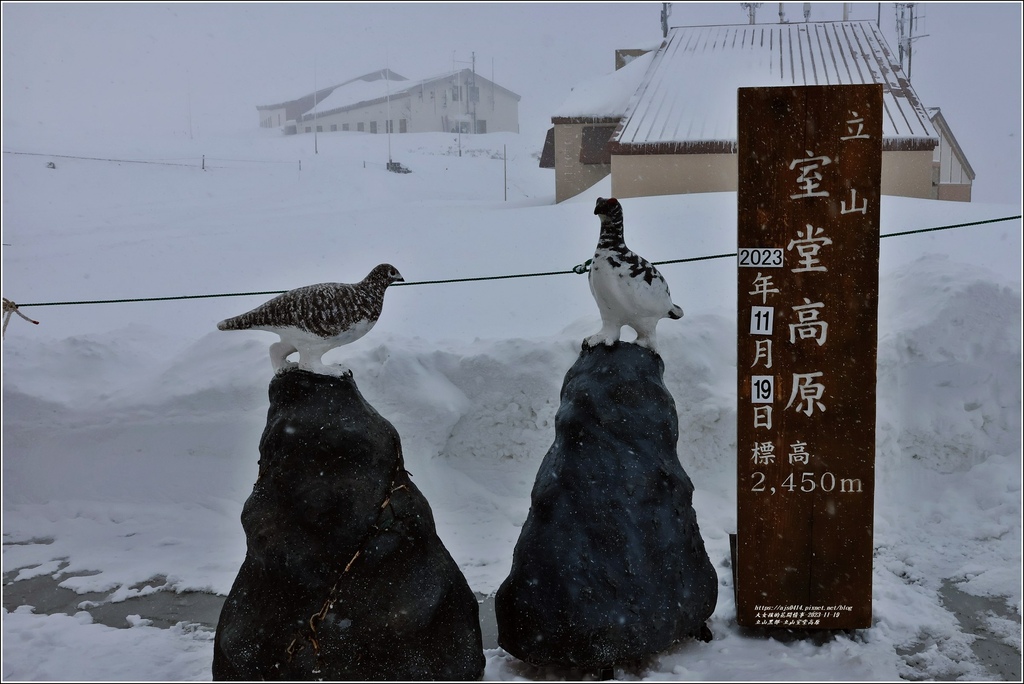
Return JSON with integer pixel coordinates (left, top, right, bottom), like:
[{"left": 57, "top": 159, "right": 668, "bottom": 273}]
[{"left": 612, "top": 21, "right": 938, "bottom": 153}]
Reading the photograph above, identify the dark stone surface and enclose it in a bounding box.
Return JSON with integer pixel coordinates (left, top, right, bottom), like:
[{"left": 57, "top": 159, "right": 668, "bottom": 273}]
[
  {"left": 495, "top": 342, "right": 718, "bottom": 669},
  {"left": 213, "top": 368, "right": 484, "bottom": 681}
]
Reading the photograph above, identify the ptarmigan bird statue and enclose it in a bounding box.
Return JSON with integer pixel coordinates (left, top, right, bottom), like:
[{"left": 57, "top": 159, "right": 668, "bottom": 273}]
[
  {"left": 585, "top": 197, "right": 683, "bottom": 352},
  {"left": 217, "top": 263, "right": 404, "bottom": 374}
]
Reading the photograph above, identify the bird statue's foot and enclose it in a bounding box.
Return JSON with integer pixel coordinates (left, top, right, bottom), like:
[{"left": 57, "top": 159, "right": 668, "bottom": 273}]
[
  {"left": 632, "top": 337, "right": 659, "bottom": 352},
  {"left": 296, "top": 362, "right": 353, "bottom": 378},
  {"left": 583, "top": 333, "right": 618, "bottom": 350},
  {"left": 273, "top": 359, "right": 299, "bottom": 375}
]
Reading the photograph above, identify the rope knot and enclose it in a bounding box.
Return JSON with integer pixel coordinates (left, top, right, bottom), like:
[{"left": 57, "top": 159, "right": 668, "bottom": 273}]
[
  {"left": 2, "top": 298, "right": 40, "bottom": 338},
  {"left": 572, "top": 259, "right": 593, "bottom": 275}
]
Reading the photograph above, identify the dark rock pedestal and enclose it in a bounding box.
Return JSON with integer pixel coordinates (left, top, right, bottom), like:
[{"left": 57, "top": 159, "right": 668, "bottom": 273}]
[
  {"left": 495, "top": 342, "right": 718, "bottom": 669},
  {"left": 213, "top": 368, "right": 484, "bottom": 681}
]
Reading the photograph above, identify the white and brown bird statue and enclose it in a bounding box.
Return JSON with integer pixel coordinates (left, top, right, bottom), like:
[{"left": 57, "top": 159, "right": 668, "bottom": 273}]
[
  {"left": 217, "top": 263, "right": 404, "bottom": 374},
  {"left": 585, "top": 197, "right": 683, "bottom": 352}
]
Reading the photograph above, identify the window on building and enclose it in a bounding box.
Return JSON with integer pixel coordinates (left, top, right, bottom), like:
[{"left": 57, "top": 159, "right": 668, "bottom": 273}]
[
  {"left": 370, "top": 121, "right": 377, "bottom": 134},
  {"left": 357, "top": 122, "right": 364, "bottom": 132},
  {"left": 316, "top": 125, "right": 323, "bottom": 132},
  {"left": 452, "top": 85, "right": 462, "bottom": 101},
  {"left": 330, "top": 124, "right": 337, "bottom": 132},
  {"left": 305, "top": 126, "right": 312, "bottom": 133},
  {"left": 475, "top": 120, "right": 487, "bottom": 134},
  {"left": 342, "top": 123, "right": 349, "bottom": 131},
  {"left": 469, "top": 86, "right": 480, "bottom": 103},
  {"left": 399, "top": 119, "right": 407, "bottom": 133}
]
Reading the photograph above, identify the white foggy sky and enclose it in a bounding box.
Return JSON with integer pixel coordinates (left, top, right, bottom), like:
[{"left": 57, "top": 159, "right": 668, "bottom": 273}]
[{"left": 2, "top": 2, "right": 1021, "bottom": 203}]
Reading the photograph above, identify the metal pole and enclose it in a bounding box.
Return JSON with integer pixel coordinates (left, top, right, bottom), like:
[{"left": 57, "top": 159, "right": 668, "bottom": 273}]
[
  {"left": 907, "top": 4, "right": 915, "bottom": 79},
  {"left": 458, "top": 68, "right": 462, "bottom": 156},
  {"left": 313, "top": 56, "right": 319, "bottom": 155},
  {"left": 386, "top": 65, "right": 392, "bottom": 165}
]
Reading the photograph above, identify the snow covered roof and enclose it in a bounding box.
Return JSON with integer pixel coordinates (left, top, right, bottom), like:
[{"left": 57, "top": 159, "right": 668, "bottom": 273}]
[
  {"left": 300, "top": 68, "right": 521, "bottom": 122},
  {"left": 610, "top": 21, "right": 938, "bottom": 153},
  {"left": 256, "top": 69, "right": 407, "bottom": 122},
  {"left": 551, "top": 50, "right": 656, "bottom": 121},
  {"left": 308, "top": 73, "right": 407, "bottom": 115}
]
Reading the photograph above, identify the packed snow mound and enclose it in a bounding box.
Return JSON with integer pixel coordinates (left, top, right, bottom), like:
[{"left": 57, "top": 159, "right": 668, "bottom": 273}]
[{"left": 878, "top": 254, "right": 1022, "bottom": 473}]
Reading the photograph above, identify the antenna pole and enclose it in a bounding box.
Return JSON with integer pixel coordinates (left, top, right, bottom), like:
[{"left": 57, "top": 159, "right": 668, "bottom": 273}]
[
  {"left": 386, "top": 59, "right": 392, "bottom": 164},
  {"left": 471, "top": 51, "right": 476, "bottom": 134},
  {"left": 458, "top": 66, "right": 462, "bottom": 156},
  {"left": 741, "top": 3, "right": 763, "bottom": 25},
  {"left": 313, "top": 55, "right": 319, "bottom": 155},
  {"left": 907, "top": 4, "right": 915, "bottom": 79},
  {"left": 896, "top": 4, "right": 905, "bottom": 69}
]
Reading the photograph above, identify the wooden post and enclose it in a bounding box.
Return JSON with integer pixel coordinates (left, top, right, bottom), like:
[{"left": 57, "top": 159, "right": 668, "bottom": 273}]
[{"left": 734, "top": 84, "right": 883, "bottom": 630}]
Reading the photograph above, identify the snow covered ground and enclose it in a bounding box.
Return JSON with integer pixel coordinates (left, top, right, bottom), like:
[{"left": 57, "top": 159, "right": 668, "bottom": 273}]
[{"left": 2, "top": 128, "right": 1021, "bottom": 681}]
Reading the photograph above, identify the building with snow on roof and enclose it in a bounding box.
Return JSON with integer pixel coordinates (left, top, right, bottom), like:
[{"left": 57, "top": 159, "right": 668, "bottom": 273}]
[
  {"left": 926, "top": 107, "right": 976, "bottom": 202},
  {"left": 543, "top": 20, "right": 974, "bottom": 203},
  {"left": 257, "top": 68, "right": 520, "bottom": 137}
]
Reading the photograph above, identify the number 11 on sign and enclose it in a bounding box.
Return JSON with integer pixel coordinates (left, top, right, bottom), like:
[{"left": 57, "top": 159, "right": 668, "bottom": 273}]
[{"left": 750, "top": 306, "right": 774, "bottom": 335}]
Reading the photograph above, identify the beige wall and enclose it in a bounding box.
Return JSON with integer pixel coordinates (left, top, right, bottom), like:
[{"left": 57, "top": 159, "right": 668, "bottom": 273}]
[
  {"left": 937, "top": 184, "right": 972, "bottom": 202},
  {"left": 606, "top": 150, "right": 935, "bottom": 200},
  {"left": 554, "top": 123, "right": 611, "bottom": 203},
  {"left": 880, "top": 150, "right": 935, "bottom": 199},
  {"left": 611, "top": 153, "right": 737, "bottom": 199},
  {"left": 553, "top": 119, "right": 938, "bottom": 202}
]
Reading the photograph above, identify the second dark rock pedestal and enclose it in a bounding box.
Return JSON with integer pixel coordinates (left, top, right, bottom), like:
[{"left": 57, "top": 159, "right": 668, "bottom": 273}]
[
  {"left": 213, "top": 368, "right": 484, "bottom": 681},
  {"left": 495, "top": 342, "right": 718, "bottom": 669}
]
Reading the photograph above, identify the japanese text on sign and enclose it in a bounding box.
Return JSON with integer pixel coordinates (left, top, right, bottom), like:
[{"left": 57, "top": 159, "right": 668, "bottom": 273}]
[{"left": 735, "top": 84, "right": 882, "bottom": 630}]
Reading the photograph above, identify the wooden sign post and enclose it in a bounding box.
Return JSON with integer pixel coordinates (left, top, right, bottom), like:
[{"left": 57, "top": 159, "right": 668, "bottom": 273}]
[{"left": 734, "top": 84, "right": 882, "bottom": 629}]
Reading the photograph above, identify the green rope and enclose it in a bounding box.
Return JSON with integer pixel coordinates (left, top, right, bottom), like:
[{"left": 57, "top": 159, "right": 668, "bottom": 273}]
[
  {"left": 15, "top": 290, "right": 294, "bottom": 308},
  {"left": 878, "top": 215, "right": 1021, "bottom": 239},
  {"left": 8, "top": 215, "right": 1021, "bottom": 309},
  {"left": 393, "top": 268, "right": 575, "bottom": 287}
]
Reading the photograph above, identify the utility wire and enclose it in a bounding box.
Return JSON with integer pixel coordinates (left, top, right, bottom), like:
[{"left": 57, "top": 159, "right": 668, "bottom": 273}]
[
  {"left": 3, "top": 150, "right": 299, "bottom": 167},
  {"left": 3, "top": 150, "right": 198, "bottom": 168},
  {"left": 6, "top": 215, "right": 1021, "bottom": 310}
]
